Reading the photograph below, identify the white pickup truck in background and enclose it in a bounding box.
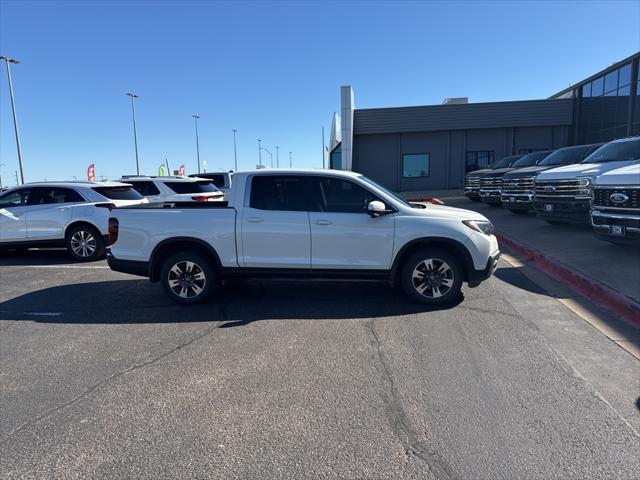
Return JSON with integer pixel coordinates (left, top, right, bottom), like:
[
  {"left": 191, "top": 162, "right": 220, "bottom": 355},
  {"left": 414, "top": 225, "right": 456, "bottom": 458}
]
[
  {"left": 107, "top": 169, "right": 500, "bottom": 305},
  {"left": 591, "top": 163, "right": 640, "bottom": 245}
]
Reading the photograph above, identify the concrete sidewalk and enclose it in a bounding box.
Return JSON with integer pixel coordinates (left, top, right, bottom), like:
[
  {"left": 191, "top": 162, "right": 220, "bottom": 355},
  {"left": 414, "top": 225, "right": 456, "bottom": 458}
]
[{"left": 433, "top": 193, "right": 640, "bottom": 306}]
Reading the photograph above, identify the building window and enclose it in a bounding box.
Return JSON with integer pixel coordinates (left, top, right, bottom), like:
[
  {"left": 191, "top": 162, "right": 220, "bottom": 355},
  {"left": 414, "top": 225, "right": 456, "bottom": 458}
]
[
  {"left": 465, "top": 151, "right": 494, "bottom": 172},
  {"left": 402, "top": 154, "right": 430, "bottom": 177}
]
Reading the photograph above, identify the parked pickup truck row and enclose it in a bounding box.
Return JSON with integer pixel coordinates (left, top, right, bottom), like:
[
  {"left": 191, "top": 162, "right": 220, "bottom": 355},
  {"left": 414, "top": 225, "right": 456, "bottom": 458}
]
[
  {"left": 108, "top": 170, "right": 500, "bottom": 305},
  {"left": 463, "top": 136, "right": 640, "bottom": 244}
]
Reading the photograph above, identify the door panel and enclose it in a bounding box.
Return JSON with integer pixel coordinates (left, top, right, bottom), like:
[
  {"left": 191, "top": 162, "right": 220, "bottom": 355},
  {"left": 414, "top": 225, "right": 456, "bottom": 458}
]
[
  {"left": 240, "top": 175, "right": 311, "bottom": 268},
  {"left": 0, "top": 189, "right": 31, "bottom": 242},
  {"left": 309, "top": 212, "right": 394, "bottom": 269},
  {"left": 0, "top": 206, "right": 28, "bottom": 241},
  {"left": 308, "top": 176, "right": 395, "bottom": 269},
  {"left": 26, "top": 204, "right": 73, "bottom": 240},
  {"left": 241, "top": 207, "right": 310, "bottom": 268}
]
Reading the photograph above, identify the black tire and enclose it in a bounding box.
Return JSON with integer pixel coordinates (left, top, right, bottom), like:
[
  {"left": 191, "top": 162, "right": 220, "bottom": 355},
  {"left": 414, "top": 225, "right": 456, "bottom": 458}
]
[
  {"left": 160, "top": 252, "right": 215, "bottom": 304},
  {"left": 66, "top": 224, "right": 105, "bottom": 261},
  {"left": 401, "top": 248, "right": 463, "bottom": 305},
  {"left": 509, "top": 209, "right": 529, "bottom": 214},
  {"left": 545, "top": 220, "right": 568, "bottom": 225}
]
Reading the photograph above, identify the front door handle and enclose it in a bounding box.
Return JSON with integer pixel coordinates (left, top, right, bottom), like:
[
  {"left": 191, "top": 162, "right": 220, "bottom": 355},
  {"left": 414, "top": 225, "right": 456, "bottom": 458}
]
[
  {"left": 246, "top": 217, "right": 264, "bottom": 223},
  {"left": 314, "top": 220, "right": 332, "bottom": 226}
]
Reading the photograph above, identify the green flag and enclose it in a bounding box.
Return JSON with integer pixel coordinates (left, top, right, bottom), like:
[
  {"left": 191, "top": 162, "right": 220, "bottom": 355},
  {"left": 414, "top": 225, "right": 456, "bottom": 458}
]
[{"left": 159, "top": 164, "right": 168, "bottom": 176}]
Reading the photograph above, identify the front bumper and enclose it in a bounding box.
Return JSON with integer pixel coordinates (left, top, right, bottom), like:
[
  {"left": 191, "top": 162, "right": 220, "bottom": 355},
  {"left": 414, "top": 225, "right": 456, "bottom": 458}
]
[
  {"left": 591, "top": 209, "right": 640, "bottom": 244},
  {"left": 464, "top": 188, "right": 480, "bottom": 199},
  {"left": 533, "top": 199, "right": 591, "bottom": 223},
  {"left": 468, "top": 250, "right": 501, "bottom": 288},
  {"left": 501, "top": 193, "right": 533, "bottom": 210},
  {"left": 107, "top": 250, "right": 150, "bottom": 278},
  {"left": 480, "top": 189, "right": 502, "bottom": 204}
]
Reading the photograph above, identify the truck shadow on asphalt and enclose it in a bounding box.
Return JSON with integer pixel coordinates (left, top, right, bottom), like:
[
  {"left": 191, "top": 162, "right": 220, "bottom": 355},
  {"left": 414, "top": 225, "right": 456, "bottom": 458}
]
[
  {"left": 0, "top": 249, "right": 89, "bottom": 266},
  {"left": 0, "top": 279, "right": 465, "bottom": 325}
]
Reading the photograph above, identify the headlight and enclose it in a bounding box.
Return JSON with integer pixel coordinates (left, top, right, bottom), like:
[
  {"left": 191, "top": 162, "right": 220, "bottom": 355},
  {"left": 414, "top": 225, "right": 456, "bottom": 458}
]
[
  {"left": 577, "top": 177, "right": 592, "bottom": 187},
  {"left": 463, "top": 220, "right": 494, "bottom": 236}
]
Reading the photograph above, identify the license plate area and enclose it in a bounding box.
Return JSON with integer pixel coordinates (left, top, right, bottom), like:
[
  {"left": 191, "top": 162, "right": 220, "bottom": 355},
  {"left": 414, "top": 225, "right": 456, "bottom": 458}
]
[
  {"left": 544, "top": 203, "right": 554, "bottom": 212},
  {"left": 609, "top": 224, "right": 626, "bottom": 237}
]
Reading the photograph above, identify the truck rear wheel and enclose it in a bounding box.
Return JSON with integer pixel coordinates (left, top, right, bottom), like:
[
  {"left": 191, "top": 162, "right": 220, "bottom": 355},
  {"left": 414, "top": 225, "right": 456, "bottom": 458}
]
[
  {"left": 401, "top": 248, "right": 463, "bottom": 305},
  {"left": 160, "top": 252, "right": 215, "bottom": 304}
]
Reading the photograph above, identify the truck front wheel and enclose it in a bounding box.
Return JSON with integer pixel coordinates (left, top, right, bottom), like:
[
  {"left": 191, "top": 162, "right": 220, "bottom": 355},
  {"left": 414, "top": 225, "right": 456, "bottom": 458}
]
[
  {"left": 401, "top": 248, "right": 463, "bottom": 305},
  {"left": 160, "top": 252, "right": 215, "bottom": 304}
]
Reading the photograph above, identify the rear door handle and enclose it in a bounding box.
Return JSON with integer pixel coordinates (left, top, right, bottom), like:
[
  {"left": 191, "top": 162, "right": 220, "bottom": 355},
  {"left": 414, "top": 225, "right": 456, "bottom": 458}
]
[
  {"left": 246, "top": 217, "right": 264, "bottom": 223},
  {"left": 314, "top": 220, "right": 332, "bottom": 226}
]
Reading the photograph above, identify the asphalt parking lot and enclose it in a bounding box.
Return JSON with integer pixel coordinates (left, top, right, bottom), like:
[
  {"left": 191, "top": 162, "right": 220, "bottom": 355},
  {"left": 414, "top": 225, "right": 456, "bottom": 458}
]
[{"left": 1, "top": 250, "right": 639, "bottom": 479}]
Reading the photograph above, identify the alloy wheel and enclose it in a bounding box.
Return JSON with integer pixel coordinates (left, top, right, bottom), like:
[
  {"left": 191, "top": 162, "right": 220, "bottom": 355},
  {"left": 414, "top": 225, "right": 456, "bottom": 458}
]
[
  {"left": 411, "top": 258, "right": 454, "bottom": 299},
  {"left": 167, "top": 260, "right": 207, "bottom": 299},
  {"left": 70, "top": 230, "right": 97, "bottom": 258}
]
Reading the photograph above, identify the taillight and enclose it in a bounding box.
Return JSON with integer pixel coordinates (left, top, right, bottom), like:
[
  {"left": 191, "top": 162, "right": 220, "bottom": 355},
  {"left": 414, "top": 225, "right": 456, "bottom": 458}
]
[
  {"left": 95, "top": 202, "right": 116, "bottom": 210},
  {"left": 108, "top": 218, "right": 119, "bottom": 245},
  {"left": 191, "top": 195, "right": 211, "bottom": 202}
]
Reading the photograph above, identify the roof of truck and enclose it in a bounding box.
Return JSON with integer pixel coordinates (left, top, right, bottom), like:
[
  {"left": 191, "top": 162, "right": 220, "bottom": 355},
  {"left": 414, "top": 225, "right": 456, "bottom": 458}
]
[{"left": 234, "top": 168, "right": 362, "bottom": 177}]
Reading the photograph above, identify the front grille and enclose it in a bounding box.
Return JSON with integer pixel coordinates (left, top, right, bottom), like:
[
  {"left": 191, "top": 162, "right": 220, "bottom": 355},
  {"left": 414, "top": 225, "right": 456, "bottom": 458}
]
[
  {"left": 502, "top": 177, "right": 535, "bottom": 194},
  {"left": 593, "top": 187, "right": 640, "bottom": 210},
  {"left": 534, "top": 179, "right": 590, "bottom": 199},
  {"left": 465, "top": 176, "right": 480, "bottom": 188},
  {"left": 480, "top": 176, "right": 501, "bottom": 189}
]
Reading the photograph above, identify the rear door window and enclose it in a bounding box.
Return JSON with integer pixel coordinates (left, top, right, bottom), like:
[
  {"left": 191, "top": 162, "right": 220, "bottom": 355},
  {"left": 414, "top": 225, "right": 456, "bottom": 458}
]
[
  {"left": 164, "top": 181, "right": 219, "bottom": 194},
  {"left": 128, "top": 181, "right": 161, "bottom": 196},
  {"left": 28, "top": 187, "right": 85, "bottom": 205},
  {"left": 249, "top": 176, "right": 308, "bottom": 211},
  {"left": 93, "top": 186, "right": 144, "bottom": 200}
]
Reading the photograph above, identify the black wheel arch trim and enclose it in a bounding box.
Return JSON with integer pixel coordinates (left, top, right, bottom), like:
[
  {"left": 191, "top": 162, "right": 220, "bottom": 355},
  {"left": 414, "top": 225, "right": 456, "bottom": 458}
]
[
  {"left": 149, "top": 236, "right": 223, "bottom": 282},
  {"left": 390, "top": 237, "right": 476, "bottom": 285}
]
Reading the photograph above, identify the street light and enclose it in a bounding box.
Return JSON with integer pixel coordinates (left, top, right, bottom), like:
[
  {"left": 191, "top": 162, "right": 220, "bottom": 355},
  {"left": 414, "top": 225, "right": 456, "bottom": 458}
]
[
  {"left": 276, "top": 146, "right": 279, "bottom": 168},
  {"left": 232, "top": 129, "right": 238, "bottom": 172},
  {"left": 1, "top": 56, "right": 25, "bottom": 184},
  {"left": 258, "top": 139, "right": 262, "bottom": 166},
  {"left": 260, "top": 146, "right": 273, "bottom": 167},
  {"left": 193, "top": 114, "right": 201, "bottom": 174},
  {"left": 125, "top": 92, "right": 140, "bottom": 175}
]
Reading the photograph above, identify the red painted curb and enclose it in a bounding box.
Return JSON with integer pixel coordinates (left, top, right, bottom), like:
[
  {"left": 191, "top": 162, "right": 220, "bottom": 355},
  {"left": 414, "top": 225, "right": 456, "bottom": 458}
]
[{"left": 496, "top": 232, "right": 640, "bottom": 329}]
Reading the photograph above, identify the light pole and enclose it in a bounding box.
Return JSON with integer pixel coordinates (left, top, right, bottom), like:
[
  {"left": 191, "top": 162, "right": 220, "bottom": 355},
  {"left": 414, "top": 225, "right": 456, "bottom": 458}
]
[
  {"left": 289, "top": 151, "right": 292, "bottom": 168},
  {"left": 1, "top": 56, "right": 25, "bottom": 184},
  {"left": 258, "top": 139, "right": 262, "bottom": 166},
  {"left": 126, "top": 92, "right": 140, "bottom": 175},
  {"left": 193, "top": 114, "right": 201, "bottom": 174},
  {"left": 276, "top": 146, "right": 279, "bottom": 168},
  {"left": 260, "top": 146, "right": 273, "bottom": 167},
  {"left": 232, "top": 129, "right": 238, "bottom": 172}
]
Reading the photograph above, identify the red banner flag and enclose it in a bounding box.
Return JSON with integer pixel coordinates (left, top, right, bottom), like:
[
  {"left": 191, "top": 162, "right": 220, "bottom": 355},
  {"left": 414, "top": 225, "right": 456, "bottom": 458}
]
[
  {"left": 87, "top": 164, "right": 95, "bottom": 181},
  {"left": 178, "top": 164, "right": 185, "bottom": 176}
]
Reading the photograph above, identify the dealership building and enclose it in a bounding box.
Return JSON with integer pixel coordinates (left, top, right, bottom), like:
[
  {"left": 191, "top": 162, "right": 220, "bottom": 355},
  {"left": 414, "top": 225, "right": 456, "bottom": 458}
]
[{"left": 328, "top": 51, "right": 640, "bottom": 192}]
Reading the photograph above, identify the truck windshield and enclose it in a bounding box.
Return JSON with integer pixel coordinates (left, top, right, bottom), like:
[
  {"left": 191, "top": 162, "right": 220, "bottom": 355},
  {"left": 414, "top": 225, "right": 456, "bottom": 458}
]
[
  {"left": 357, "top": 175, "right": 413, "bottom": 208},
  {"left": 489, "top": 156, "right": 517, "bottom": 169},
  {"left": 164, "top": 181, "right": 220, "bottom": 194},
  {"left": 538, "top": 146, "right": 591, "bottom": 166},
  {"left": 512, "top": 151, "right": 551, "bottom": 167},
  {"left": 582, "top": 139, "right": 640, "bottom": 163}
]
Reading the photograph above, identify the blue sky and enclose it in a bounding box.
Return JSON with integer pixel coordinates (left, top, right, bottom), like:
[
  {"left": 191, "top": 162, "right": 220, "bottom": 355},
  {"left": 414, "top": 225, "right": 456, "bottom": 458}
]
[{"left": 1, "top": 0, "right": 639, "bottom": 183}]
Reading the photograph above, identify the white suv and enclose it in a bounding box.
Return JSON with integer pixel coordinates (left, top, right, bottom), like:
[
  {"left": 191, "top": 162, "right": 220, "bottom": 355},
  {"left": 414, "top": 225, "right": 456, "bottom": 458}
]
[
  {"left": 116, "top": 176, "right": 224, "bottom": 202},
  {"left": 0, "top": 181, "right": 147, "bottom": 261}
]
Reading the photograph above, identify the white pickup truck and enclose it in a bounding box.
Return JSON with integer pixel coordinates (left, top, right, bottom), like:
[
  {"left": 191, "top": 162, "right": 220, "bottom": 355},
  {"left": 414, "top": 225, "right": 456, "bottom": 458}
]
[
  {"left": 591, "top": 163, "right": 640, "bottom": 245},
  {"left": 107, "top": 170, "right": 500, "bottom": 305}
]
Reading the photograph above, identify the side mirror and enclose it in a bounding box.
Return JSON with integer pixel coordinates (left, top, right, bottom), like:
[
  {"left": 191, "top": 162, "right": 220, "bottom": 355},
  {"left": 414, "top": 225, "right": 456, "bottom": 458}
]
[{"left": 367, "top": 200, "right": 388, "bottom": 217}]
